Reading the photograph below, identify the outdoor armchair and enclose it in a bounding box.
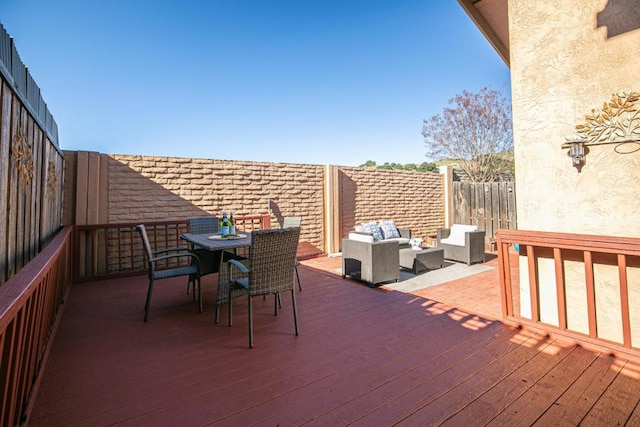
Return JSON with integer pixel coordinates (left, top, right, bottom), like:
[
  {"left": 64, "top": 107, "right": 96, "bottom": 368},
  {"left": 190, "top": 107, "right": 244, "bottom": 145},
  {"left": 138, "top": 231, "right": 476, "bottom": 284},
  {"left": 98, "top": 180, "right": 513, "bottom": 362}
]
[
  {"left": 436, "top": 224, "right": 486, "bottom": 265},
  {"left": 226, "top": 227, "right": 301, "bottom": 348},
  {"left": 136, "top": 224, "right": 202, "bottom": 322},
  {"left": 342, "top": 236, "right": 400, "bottom": 286},
  {"left": 186, "top": 217, "right": 219, "bottom": 294}
]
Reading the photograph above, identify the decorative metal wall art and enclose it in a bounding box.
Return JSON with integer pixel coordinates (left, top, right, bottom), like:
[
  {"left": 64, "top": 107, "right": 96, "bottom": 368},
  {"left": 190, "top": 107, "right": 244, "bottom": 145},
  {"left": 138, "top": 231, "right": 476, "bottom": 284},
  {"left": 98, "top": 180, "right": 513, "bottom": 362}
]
[
  {"left": 47, "top": 159, "right": 58, "bottom": 195},
  {"left": 563, "top": 91, "right": 640, "bottom": 170},
  {"left": 11, "top": 125, "right": 34, "bottom": 187}
]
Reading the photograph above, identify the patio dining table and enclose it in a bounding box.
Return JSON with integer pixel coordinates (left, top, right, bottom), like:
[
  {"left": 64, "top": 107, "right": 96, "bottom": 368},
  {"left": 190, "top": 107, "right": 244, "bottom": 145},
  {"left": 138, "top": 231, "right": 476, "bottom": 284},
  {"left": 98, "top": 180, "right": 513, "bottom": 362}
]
[{"left": 181, "top": 232, "right": 252, "bottom": 322}]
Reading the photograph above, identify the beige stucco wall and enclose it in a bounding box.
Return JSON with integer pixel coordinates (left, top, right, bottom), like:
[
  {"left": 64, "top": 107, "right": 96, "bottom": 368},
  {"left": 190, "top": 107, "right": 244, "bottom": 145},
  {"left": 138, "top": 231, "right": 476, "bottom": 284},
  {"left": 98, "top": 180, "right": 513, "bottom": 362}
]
[
  {"left": 509, "top": 1, "right": 640, "bottom": 345},
  {"left": 510, "top": 0, "right": 640, "bottom": 235}
]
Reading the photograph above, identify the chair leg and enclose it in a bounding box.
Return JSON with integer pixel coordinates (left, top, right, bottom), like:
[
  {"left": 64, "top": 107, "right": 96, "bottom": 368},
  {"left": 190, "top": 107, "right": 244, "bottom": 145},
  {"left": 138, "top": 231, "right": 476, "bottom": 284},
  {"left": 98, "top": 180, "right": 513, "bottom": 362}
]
[
  {"left": 215, "top": 303, "right": 220, "bottom": 324},
  {"left": 291, "top": 289, "right": 299, "bottom": 336},
  {"left": 228, "top": 289, "right": 233, "bottom": 326},
  {"left": 197, "top": 277, "right": 203, "bottom": 313},
  {"left": 248, "top": 295, "right": 254, "bottom": 348},
  {"left": 144, "top": 278, "right": 154, "bottom": 322},
  {"left": 295, "top": 264, "right": 302, "bottom": 291},
  {"left": 273, "top": 293, "right": 282, "bottom": 315}
]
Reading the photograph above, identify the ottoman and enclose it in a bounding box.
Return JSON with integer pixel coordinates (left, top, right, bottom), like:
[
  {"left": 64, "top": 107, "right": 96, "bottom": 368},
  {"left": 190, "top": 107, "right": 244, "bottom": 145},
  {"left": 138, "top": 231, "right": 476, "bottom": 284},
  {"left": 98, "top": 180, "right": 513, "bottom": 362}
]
[{"left": 399, "top": 247, "right": 444, "bottom": 275}]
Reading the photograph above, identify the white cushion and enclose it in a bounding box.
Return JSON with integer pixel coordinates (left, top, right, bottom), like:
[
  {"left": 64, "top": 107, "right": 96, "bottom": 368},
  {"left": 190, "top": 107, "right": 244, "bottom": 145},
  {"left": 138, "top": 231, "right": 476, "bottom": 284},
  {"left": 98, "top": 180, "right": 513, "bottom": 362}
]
[
  {"left": 348, "top": 232, "right": 374, "bottom": 243},
  {"left": 348, "top": 233, "right": 409, "bottom": 246},
  {"left": 379, "top": 220, "right": 400, "bottom": 239},
  {"left": 440, "top": 224, "right": 478, "bottom": 246},
  {"left": 389, "top": 237, "right": 411, "bottom": 245},
  {"left": 361, "top": 222, "right": 384, "bottom": 242}
]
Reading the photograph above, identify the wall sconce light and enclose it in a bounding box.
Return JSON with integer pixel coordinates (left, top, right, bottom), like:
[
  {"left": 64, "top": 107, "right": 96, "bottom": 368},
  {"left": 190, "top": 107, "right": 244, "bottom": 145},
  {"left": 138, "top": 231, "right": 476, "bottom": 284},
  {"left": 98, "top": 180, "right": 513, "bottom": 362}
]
[
  {"left": 561, "top": 139, "right": 589, "bottom": 172},
  {"left": 567, "top": 140, "right": 586, "bottom": 168}
]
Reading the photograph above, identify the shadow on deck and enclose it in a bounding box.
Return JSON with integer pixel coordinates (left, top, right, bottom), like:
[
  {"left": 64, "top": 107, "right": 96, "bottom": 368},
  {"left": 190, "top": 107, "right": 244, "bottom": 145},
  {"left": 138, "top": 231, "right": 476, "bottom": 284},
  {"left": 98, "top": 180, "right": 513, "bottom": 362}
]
[{"left": 30, "top": 253, "right": 640, "bottom": 426}]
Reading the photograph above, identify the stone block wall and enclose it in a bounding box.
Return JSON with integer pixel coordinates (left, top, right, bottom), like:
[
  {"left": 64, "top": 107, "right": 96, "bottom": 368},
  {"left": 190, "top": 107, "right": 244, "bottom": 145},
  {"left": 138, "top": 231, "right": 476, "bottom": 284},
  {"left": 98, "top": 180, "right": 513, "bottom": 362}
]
[
  {"left": 339, "top": 167, "right": 444, "bottom": 241},
  {"left": 66, "top": 152, "right": 446, "bottom": 255},
  {"left": 107, "top": 155, "right": 326, "bottom": 254}
]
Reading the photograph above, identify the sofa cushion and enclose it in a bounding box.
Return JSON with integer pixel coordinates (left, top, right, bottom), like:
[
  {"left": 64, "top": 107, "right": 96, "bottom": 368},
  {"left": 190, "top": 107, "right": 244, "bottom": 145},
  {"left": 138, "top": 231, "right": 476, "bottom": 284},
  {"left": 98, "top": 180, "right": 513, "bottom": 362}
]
[
  {"left": 387, "top": 237, "right": 411, "bottom": 246},
  {"left": 361, "top": 222, "right": 384, "bottom": 242},
  {"left": 440, "top": 224, "right": 478, "bottom": 246},
  {"left": 379, "top": 220, "right": 400, "bottom": 239},
  {"left": 348, "top": 232, "right": 375, "bottom": 243}
]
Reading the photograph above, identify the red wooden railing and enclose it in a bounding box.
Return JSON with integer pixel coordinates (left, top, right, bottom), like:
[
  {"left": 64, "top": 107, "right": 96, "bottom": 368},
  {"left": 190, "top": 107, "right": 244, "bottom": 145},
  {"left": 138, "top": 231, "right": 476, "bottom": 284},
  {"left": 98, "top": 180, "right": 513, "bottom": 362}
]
[
  {"left": 0, "top": 216, "right": 270, "bottom": 424},
  {"left": 73, "top": 215, "right": 271, "bottom": 282},
  {"left": 0, "top": 226, "right": 72, "bottom": 426},
  {"left": 497, "top": 229, "right": 640, "bottom": 361}
]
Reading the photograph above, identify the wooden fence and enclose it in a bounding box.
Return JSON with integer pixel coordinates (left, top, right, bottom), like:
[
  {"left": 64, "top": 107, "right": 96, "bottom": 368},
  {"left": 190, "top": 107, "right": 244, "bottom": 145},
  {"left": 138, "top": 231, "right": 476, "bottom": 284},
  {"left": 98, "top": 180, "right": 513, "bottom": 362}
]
[
  {"left": 453, "top": 181, "right": 517, "bottom": 239},
  {"left": 0, "top": 23, "right": 58, "bottom": 145},
  {"left": 0, "top": 24, "right": 64, "bottom": 286}
]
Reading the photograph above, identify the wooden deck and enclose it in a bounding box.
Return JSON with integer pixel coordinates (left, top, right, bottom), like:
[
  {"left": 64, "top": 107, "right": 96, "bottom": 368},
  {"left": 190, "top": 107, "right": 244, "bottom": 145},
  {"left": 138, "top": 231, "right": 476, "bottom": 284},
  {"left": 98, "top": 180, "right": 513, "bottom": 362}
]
[{"left": 30, "top": 253, "right": 640, "bottom": 426}]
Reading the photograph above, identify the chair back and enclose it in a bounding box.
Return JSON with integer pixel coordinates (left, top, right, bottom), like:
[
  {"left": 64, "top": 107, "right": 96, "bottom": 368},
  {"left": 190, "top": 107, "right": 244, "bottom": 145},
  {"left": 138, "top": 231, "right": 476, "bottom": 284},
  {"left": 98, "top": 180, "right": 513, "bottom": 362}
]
[
  {"left": 282, "top": 216, "right": 301, "bottom": 228},
  {"left": 247, "top": 227, "right": 300, "bottom": 296},
  {"left": 135, "top": 224, "right": 153, "bottom": 261},
  {"left": 189, "top": 216, "right": 219, "bottom": 234}
]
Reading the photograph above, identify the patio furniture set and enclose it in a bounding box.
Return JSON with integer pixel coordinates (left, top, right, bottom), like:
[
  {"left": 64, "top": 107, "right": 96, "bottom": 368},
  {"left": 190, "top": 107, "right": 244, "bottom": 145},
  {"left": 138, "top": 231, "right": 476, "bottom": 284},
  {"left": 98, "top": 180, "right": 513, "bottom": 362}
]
[
  {"left": 135, "top": 216, "right": 302, "bottom": 348},
  {"left": 342, "top": 220, "right": 486, "bottom": 286},
  {"left": 134, "top": 217, "right": 486, "bottom": 344}
]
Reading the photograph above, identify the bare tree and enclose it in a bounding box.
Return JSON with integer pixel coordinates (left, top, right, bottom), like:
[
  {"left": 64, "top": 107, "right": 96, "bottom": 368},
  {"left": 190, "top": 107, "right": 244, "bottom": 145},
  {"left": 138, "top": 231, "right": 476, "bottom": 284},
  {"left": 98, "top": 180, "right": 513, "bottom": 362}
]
[{"left": 422, "top": 87, "right": 513, "bottom": 182}]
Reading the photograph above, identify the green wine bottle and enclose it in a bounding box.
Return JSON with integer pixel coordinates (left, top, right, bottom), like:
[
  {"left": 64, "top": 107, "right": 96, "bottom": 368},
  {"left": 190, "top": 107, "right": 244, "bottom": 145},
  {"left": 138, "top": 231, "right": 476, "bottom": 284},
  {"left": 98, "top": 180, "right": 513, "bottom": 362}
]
[
  {"left": 220, "top": 212, "right": 229, "bottom": 236},
  {"left": 229, "top": 212, "right": 236, "bottom": 236}
]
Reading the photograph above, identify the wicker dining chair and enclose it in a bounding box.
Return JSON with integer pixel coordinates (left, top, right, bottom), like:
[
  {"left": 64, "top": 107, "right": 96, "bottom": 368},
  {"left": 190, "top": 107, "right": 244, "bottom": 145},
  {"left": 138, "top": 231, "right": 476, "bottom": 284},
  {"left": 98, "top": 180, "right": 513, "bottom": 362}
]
[
  {"left": 226, "top": 227, "right": 301, "bottom": 348},
  {"left": 282, "top": 216, "right": 302, "bottom": 291},
  {"left": 135, "top": 224, "right": 202, "bottom": 322},
  {"left": 187, "top": 217, "right": 220, "bottom": 296}
]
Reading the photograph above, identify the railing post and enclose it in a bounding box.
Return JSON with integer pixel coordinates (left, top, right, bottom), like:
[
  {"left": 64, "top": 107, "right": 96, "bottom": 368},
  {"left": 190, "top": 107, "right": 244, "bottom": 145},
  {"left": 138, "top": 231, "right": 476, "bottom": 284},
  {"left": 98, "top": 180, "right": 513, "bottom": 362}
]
[{"left": 262, "top": 214, "right": 271, "bottom": 229}]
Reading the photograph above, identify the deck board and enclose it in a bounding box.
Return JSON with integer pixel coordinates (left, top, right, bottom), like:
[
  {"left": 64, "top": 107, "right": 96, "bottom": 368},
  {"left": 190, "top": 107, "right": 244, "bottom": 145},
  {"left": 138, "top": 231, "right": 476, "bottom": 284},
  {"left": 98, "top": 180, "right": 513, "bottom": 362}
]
[
  {"left": 579, "top": 361, "right": 640, "bottom": 426},
  {"left": 29, "top": 255, "right": 640, "bottom": 426},
  {"left": 440, "top": 340, "right": 576, "bottom": 426},
  {"left": 390, "top": 331, "right": 548, "bottom": 426},
  {"left": 486, "top": 346, "right": 600, "bottom": 426},
  {"left": 532, "top": 354, "right": 623, "bottom": 426}
]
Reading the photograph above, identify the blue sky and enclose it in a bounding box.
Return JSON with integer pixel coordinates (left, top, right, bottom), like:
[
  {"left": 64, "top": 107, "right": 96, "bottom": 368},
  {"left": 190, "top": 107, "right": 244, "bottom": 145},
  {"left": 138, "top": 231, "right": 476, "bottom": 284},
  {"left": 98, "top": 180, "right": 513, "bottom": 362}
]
[{"left": 1, "top": 0, "right": 510, "bottom": 167}]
